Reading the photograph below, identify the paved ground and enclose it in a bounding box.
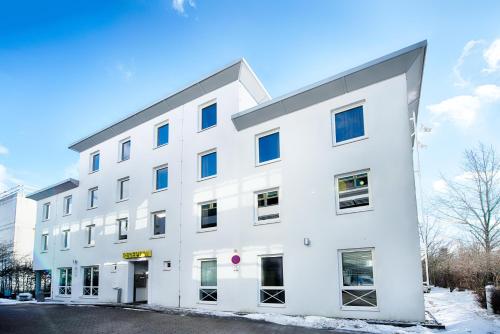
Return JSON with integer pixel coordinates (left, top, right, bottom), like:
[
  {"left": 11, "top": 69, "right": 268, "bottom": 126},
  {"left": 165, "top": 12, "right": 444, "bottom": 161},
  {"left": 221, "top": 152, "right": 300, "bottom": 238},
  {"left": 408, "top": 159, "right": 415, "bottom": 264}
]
[{"left": 0, "top": 304, "right": 345, "bottom": 334}]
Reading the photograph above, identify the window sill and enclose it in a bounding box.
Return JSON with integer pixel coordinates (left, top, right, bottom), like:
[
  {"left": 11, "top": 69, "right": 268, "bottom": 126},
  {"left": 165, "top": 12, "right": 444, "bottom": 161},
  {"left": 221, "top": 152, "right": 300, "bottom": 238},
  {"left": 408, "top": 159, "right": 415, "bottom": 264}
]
[
  {"left": 84, "top": 244, "right": 95, "bottom": 248},
  {"left": 198, "top": 175, "right": 217, "bottom": 182},
  {"left": 254, "top": 219, "right": 280, "bottom": 226},
  {"left": 154, "top": 143, "right": 169, "bottom": 150},
  {"left": 114, "top": 240, "right": 127, "bottom": 244},
  {"left": 341, "top": 306, "right": 379, "bottom": 312},
  {"left": 57, "top": 295, "right": 71, "bottom": 298},
  {"left": 256, "top": 158, "right": 281, "bottom": 167},
  {"left": 258, "top": 303, "right": 286, "bottom": 308},
  {"left": 117, "top": 158, "right": 130, "bottom": 163},
  {"left": 62, "top": 213, "right": 72, "bottom": 217},
  {"left": 116, "top": 198, "right": 129, "bottom": 203},
  {"left": 333, "top": 135, "right": 368, "bottom": 147},
  {"left": 80, "top": 296, "right": 99, "bottom": 299},
  {"left": 40, "top": 250, "right": 48, "bottom": 254},
  {"left": 60, "top": 248, "right": 70, "bottom": 252},
  {"left": 87, "top": 207, "right": 98, "bottom": 211},
  {"left": 41, "top": 219, "right": 49, "bottom": 222},
  {"left": 336, "top": 207, "right": 373, "bottom": 215},
  {"left": 197, "top": 301, "right": 217, "bottom": 305},
  {"left": 198, "top": 125, "right": 217, "bottom": 133},
  {"left": 150, "top": 235, "right": 165, "bottom": 239},
  {"left": 88, "top": 170, "right": 99, "bottom": 174},
  {"left": 152, "top": 188, "right": 168, "bottom": 194},
  {"left": 197, "top": 227, "right": 217, "bottom": 233}
]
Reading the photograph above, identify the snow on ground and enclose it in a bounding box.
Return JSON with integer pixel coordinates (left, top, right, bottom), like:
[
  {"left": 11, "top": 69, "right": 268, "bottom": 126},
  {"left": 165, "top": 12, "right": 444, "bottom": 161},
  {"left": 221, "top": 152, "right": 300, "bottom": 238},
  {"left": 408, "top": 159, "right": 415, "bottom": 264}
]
[{"left": 0, "top": 298, "right": 22, "bottom": 305}]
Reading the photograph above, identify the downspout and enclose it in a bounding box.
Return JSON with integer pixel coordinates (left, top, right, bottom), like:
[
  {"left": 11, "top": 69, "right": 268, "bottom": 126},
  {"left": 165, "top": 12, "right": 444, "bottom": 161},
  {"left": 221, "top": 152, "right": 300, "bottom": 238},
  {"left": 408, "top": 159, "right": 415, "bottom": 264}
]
[{"left": 177, "top": 104, "right": 185, "bottom": 308}]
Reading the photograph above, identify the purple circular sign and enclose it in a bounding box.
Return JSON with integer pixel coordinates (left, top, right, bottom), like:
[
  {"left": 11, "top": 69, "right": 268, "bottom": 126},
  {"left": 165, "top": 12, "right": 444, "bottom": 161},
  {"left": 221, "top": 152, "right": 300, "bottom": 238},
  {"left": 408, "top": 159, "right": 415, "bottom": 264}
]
[{"left": 231, "top": 255, "right": 241, "bottom": 265}]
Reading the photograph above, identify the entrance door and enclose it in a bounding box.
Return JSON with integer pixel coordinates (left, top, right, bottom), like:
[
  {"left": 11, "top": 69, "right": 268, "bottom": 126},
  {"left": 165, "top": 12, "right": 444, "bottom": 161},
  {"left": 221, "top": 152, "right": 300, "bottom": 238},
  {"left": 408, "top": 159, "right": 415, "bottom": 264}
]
[{"left": 133, "top": 261, "right": 148, "bottom": 303}]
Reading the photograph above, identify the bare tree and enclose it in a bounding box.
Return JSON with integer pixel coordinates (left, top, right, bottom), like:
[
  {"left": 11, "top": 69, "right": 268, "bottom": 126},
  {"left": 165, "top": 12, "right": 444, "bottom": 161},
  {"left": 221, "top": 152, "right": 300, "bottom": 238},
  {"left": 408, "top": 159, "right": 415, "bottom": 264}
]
[{"left": 436, "top": 143, "right": 500, "bottom": 278}]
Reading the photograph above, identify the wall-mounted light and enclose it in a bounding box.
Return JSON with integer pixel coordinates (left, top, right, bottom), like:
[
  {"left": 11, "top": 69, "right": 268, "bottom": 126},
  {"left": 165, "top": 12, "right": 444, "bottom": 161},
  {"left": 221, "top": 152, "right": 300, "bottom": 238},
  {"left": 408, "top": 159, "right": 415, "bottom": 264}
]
[{"left": 304, "top": 238, "right": 311, "bottom": 246}]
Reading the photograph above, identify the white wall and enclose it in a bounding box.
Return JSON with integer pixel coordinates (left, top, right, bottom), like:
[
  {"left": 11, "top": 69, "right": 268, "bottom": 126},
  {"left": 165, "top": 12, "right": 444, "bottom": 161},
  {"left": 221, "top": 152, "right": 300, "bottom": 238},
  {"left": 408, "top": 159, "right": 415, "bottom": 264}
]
[{"left": 33, "top": 76, "right": 424, "bottom": 321}]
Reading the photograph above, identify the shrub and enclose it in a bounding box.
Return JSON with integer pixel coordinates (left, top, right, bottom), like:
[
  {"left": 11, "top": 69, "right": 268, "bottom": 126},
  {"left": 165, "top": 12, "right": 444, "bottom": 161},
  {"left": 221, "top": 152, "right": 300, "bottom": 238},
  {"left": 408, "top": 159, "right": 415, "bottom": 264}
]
[{"left": 491, "top": 289, "right": 500, "bottom": 314}]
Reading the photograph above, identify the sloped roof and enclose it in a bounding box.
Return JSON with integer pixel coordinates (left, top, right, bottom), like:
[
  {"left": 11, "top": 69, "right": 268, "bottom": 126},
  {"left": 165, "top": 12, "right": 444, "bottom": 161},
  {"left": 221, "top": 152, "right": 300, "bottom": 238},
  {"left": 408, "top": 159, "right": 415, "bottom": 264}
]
[{"left": 26, "top": 179, "right": 79, "bottom": 201}]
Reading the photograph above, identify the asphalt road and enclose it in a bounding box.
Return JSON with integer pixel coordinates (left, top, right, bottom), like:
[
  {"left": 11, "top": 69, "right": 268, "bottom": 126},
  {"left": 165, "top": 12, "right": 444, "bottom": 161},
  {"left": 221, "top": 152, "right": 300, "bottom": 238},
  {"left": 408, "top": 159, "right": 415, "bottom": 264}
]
[{"left": 0, "top": 304, "right": 346, "bottom": 334}]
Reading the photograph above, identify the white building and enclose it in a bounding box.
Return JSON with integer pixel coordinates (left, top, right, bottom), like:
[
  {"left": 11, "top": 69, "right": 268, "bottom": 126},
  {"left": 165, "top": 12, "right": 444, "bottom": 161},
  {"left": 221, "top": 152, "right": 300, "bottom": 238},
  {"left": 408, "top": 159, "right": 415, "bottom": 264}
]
[{"left": 29, "top": 41, "right": 427, "bottom": 322}]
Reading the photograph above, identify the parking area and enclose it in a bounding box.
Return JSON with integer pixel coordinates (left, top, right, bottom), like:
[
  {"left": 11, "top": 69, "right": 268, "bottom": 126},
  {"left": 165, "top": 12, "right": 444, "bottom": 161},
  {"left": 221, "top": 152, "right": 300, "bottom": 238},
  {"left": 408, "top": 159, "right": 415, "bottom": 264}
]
[{"left": 0, "top": 304, "right": 343, "bottom": 334}]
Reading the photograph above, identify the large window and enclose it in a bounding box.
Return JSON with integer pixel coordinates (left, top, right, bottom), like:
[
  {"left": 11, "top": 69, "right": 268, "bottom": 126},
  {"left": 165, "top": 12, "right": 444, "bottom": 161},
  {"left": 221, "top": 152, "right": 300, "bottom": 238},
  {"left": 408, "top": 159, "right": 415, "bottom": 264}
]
[
  {"left": 62, "top": 229, "right": 70, "bottom": 249},
  {"left": 199, "top": 259, "right": 217, "bottom": 302},
  {"left": 340, "top": 249, "right": 377, "bottom": 308},
  {"left": 260, "top": 256, "right": 285, "bottom": 304},
  {"left": 58, "top": 268, "right": 72, "bottom": 295},
  {"left": 118, "top": 218, "right": 128, "bottom": 241},
  {"left": 42, "top": 202, "right": 50, "bottom": 221},
  {"left": 63, "top": 196, "right": 72, "bottom": 216},
  {"left": 90, "top": 151, "right": 100, "bottom": 172},
  {"left": 82, "top": 266, "right": 99, "bottom": 296},
  {"left": 200, "top": 103, "right": 217, "bottom": 130},
  {"left": 120, "top": 139, "right": 131, "bottom": 161},
  {"left": 336, "top": 171, "right": 370, "bottom": 213},
  {"left": 41, "top": 233, "right": 49, "bottom": 252},
  {"left": 200, "top": 201, "right": 217, "bottom": 230},
  {"left": 86, "top": 224, "right": 95, "bottom": 246},
  {"left": 152, "top": 211, "right": 166, "bottom": 236},
  {"left": 257, "top": 130, "right": 280, "bottom": 165},
  {"left": 333, "top": 105, "right": 365, "bottom": 144},
  {"left": 117, "top": 177, "right": 130, "bottom": 201},
  {"left": 256, "top": 189, "right": 280, "bottom": 224},
  {"left": 156, "top": 122, "right": 169, "bottom": 147},
  {"left": 154, "top": 165, "right": 168, "bottom": 191},
  {"left": 88, "top": 187, "right": 98, "bottom": 209},
  {"left": 200, "top": 150, "right": 217, "bottom": 179}
]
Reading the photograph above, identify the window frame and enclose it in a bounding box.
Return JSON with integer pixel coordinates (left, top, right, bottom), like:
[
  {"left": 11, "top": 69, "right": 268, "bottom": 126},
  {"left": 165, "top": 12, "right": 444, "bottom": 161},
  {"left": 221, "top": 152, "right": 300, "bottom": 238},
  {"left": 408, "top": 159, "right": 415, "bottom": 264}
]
[
  {"left": 151, "top": 210, "right": 166, "bottom": 238},
  {"left": 85, "top": 224, "right": 95, "bottom": 247},
  {"left": 41, "top": 233, "right": 49, "bottom": 252},
  {"left": 338, "top": 248, "right": 378, "bottom": 311},
  {"left": 199, "top": 258, "right": 217, "bottom": 304},
  {"left": 82, "top": 266, "right": 99, "bottom": 297},
  {"left": 199, "top": 200, "right": 217, "bottom": 232},
  {"left": 117, "top": 218, "right": 128, "bottom": 241},
  {"left": 154, "top": 120, "right": 169, "bottom": 148},
  {"left": 89, "top": 151, "right": 100, "bottom": 173},
  {"left": 153, "top": 164, "right": 169, "bottom": 192},
  {"left": 198, "top": 149, "right": 217, "bottom": 181},
  {"left": 259, "top": 254, "right": 285, "bottom": 307},
  {"left": 58, "top": 267, "right": 72, "bottom": 296},
  {"left": 42, "top": 202, "right": 50, "bottom": 221},
  {"left": 118, "top": 138, "right": 131, "bottom": 162},
  {"left": 198, "top": 100, "right": 217, "bottom": 132},
  {"left": 61, "top": 229, "right": 70, "bottom": 250},
  {"left": 331, "top": 101, "right": 367, "bottom": 147},
  {"left": 254, "top": 188, "right": 280, "bottom": 225},
  {"left": 255, "top": 128, "right": 281, "bottom": 166},
  {"left": 117, "top": 177, "right": 130, "bottom": 202},
  {"left": 88, "top": 187, "right": 98, "bottom": 209},
  {"left": 63, "top": 195, "right": 72, "bottom": 216},
  {"left": 335, "top": 169, "right": 372, "bottom": 215}
]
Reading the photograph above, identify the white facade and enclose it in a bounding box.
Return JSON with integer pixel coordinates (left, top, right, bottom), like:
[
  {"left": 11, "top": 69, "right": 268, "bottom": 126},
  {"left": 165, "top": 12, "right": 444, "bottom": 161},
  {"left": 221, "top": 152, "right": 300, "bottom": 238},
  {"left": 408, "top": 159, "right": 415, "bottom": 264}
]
[{"left": 30, "top": 42, "right": 426, "bottom": 322}]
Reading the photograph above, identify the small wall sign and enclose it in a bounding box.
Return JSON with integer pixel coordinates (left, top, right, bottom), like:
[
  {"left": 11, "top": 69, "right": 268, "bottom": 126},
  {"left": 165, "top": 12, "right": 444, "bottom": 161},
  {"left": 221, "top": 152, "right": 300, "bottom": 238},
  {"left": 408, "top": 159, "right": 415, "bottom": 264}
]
[{"left": 123, "top": 250, "right": 152, "bottom": 259}]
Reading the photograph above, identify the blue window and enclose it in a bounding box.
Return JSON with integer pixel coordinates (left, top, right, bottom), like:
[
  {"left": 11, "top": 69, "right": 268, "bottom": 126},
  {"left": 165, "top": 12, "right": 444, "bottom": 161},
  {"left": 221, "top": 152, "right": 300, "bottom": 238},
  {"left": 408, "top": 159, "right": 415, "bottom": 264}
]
[
  {"left": 157, "top": 123, "right": 169, "bottom": 147},
  {"left": 201, "top": 152, "right": 217, "bottom": 179},
  {"left": 334, "top": 106, "right": 365, "bottom": 143},
  {"left": 91, "top": 153, "right": 100, "bottom": 172},
  {"left": 201, "top": 103, "right": 217, "bottom": 130},
  {"left": 121, "top": 140, "right": 131, "bottom": 161},
  {"left": 258, "top": 132, "right": 280, "bottom": 164},
  {"left": 155, "top": 167, "right": 168, "bottom": 190}
]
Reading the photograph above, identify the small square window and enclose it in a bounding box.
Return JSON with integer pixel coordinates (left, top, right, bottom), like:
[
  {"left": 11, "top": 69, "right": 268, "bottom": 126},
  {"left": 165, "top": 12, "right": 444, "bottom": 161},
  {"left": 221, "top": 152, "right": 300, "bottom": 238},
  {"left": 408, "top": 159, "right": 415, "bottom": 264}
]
[
  {"left": 63, "top": 196, "right": 72, "bottom": 216},
  {"left": 200, "top": 103, "right": 217, "bottom": 130},
  {"left": 333, "top": 105, "right": 365, "bottom": 144},
  {"left": 42, "top": 203, "right": 50, "bottom": 221},
  {"left": 335, "top": 171, "right": 371, "bottom": 214},
  {"left": 120, "top": 139, "right": 131, "bottom": 161},
  {"left": 90, "top": 152, "right": 100, "bottom": 172},
  {"left": 257, "top": 130, "right": 280, "bottom": 165},
  {"left": 152, "top": 211, "right": 166, "bottom": 236},
  {"left": 156, "top": 122, "right": 169, "bottom": 147},
  {"left": 117, "top": 177, "right": 130, "bottom": 201},
  {"left": 154, "top": 166, "right": 168, "bottom": 191},
  {"left": 88, "top": 187, "right": 98, "bottom": 209},
  {"left": 117, "top": 218, "right": 128, "bottom": 241},
  {"left": 200, "top": 201, "right": 217, "bottom": 230},
  {"left": 255, "top": 189, "right": 280, "bottom": 224},
  {"left": 199, "top": 150, "right": 217, "bottom": 179}
]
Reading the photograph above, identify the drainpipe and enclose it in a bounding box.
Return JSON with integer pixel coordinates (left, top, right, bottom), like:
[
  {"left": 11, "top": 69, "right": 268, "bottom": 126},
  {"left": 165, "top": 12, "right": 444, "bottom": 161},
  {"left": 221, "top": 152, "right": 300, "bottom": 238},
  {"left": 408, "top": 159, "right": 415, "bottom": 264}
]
[{"left": 177, "top": 104, "right": 185, "bottom": 308}]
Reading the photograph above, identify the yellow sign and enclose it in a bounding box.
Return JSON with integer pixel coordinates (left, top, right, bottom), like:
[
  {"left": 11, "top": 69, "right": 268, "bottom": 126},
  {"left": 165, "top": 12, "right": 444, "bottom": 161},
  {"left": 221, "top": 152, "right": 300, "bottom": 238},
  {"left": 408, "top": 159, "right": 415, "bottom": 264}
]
[{"left": 123, "top": 250, "right": 152, "bottom": 259}]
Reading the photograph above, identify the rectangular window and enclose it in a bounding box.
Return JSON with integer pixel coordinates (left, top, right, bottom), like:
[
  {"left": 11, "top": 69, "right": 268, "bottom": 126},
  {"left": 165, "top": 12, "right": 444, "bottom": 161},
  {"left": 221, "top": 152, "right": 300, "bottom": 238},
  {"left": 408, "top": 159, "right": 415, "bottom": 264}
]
[
  {"left": 260, "top": 256, "right": 285, "bottom": 304},
  {"left": 41, "top": 233, "right": 49, "bottom": 252},
  {"left": 58, "top": 268, "right": 72, "bottom": 295},
  {"left": 88, "top": 187, "right": 98, "bottom": 209},
  {"left": 156, "top": 122, "right": 169, "bottom": 147},
  {"left": 340, "top": 249, "right": 377, "bottom": 308},
  {"left": 200, "top": 201, "right": 217, "bottom": 230},
  {"left": 42, "top": 202, "right": 50, "bottom": 220},
  {"left": 257, "top": 130, "right": 280, "bottom": 164},
  {"left": 82, "top": 266, "right": 99, "bottom": 296},
  {"left": 333, "top": 105, "right": 365, "bottom": 144},
  {"left": 86, "top": 225, "right": 95, "bottom": 246},
  {"left": 152, "top": 211, "right": 166, "bottom": 236},
  {"left": 256, "top": 189, "right": 280, "bottom": 224},
  {"left": 154, "top": 166, "right": 168, "bottom": 191},
  {"left": 118, "top": 218, "right": 128, "bottom": 241},
  {"left": 200, "top": 103, "right": 217, "bottom": 130},
  {"left": 62, "top": 229, "right": 70, "bottom": 249},
  {"left": 199, "top": 259, "right": 217, "bottom": 302},
  {"left": 120, "top": 139, "right": 131, "bottom": 161},
  {"left": 63, "top": 196, "right": 72, "bottom": 215},
  {"left": 118, "top": 177, "right": 130, "bottom": 201},
  {"left": 90, "top": 152, "right": 100, "bottom": 172},
  {"left": 200, "top": 151, "right": 217, "bottom": 179},
  {"left": 336, "top": 171, "right": 370, "bottom": 213}
]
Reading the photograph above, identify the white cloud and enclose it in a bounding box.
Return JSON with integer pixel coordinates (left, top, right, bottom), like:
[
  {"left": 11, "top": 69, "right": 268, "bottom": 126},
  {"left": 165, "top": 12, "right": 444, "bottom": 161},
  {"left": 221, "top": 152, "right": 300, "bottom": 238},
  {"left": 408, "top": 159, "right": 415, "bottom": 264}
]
[
  {"left": 172, "top": 0, "right": 196, "bottom": 15},
  {"left": 453, "top": 171, "right": 474, "bottom": 182},
  {"left": 427, "top": 84, "right": 500, "bottom": 127},
  {"left": 453, "top": 40, "right": 482, "bottom": 87},
  {"left": 0, "top": 144, "right": 8, "bottom": 155},
  {"left": 483, "top": 39, "right": 500, "bottom": 73},
  {"left": 0, "top": 164, "right": 22, "bottom": 192},
  {"left": 432, "top": 179, "right": 448, "bottom": 193}
]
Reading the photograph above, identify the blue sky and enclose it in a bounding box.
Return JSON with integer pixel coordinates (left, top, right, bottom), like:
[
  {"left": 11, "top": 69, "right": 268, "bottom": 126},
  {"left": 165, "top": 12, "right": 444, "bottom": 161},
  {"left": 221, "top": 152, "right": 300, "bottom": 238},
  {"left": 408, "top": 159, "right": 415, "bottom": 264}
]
[{"left": 0, "top": 0, "right": 499, "bottom": 209}]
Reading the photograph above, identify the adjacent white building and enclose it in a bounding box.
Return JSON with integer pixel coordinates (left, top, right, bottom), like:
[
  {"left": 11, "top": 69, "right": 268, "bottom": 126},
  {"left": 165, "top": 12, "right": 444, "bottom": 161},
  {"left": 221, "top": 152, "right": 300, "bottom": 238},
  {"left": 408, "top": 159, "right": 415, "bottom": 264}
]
[{"left": 29, "top": 41, "right": 427, "bottom": 322}]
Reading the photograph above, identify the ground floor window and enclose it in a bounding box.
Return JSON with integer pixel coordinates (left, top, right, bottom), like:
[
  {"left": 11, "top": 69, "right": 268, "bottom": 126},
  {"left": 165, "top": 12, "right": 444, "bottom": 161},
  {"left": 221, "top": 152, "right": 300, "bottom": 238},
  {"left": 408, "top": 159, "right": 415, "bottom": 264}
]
[
  {"left": 82, "top": 266, "right": 99, "bottom": 296},
  {"left": 199, "top": 259, "right": 217, "bottom": 302},
  {"left": 58, "top": 268, "right": 72, "bottom": 295},
  {"left": 340, "top": 249, "right": 377, "bottom": 308},
  {"left": 260, "top": 255, "right": 285, "bottom": 304}
]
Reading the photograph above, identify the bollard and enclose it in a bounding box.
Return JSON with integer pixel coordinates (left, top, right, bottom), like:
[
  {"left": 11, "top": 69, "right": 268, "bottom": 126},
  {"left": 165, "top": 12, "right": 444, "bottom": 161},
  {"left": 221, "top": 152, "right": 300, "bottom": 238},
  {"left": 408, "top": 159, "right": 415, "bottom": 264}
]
[
  {"left": 116, "top": 288, "right": 122, "bottom": 303},
  {"left": 485, "top": 284, "right": 495, "bottom": 315}
]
